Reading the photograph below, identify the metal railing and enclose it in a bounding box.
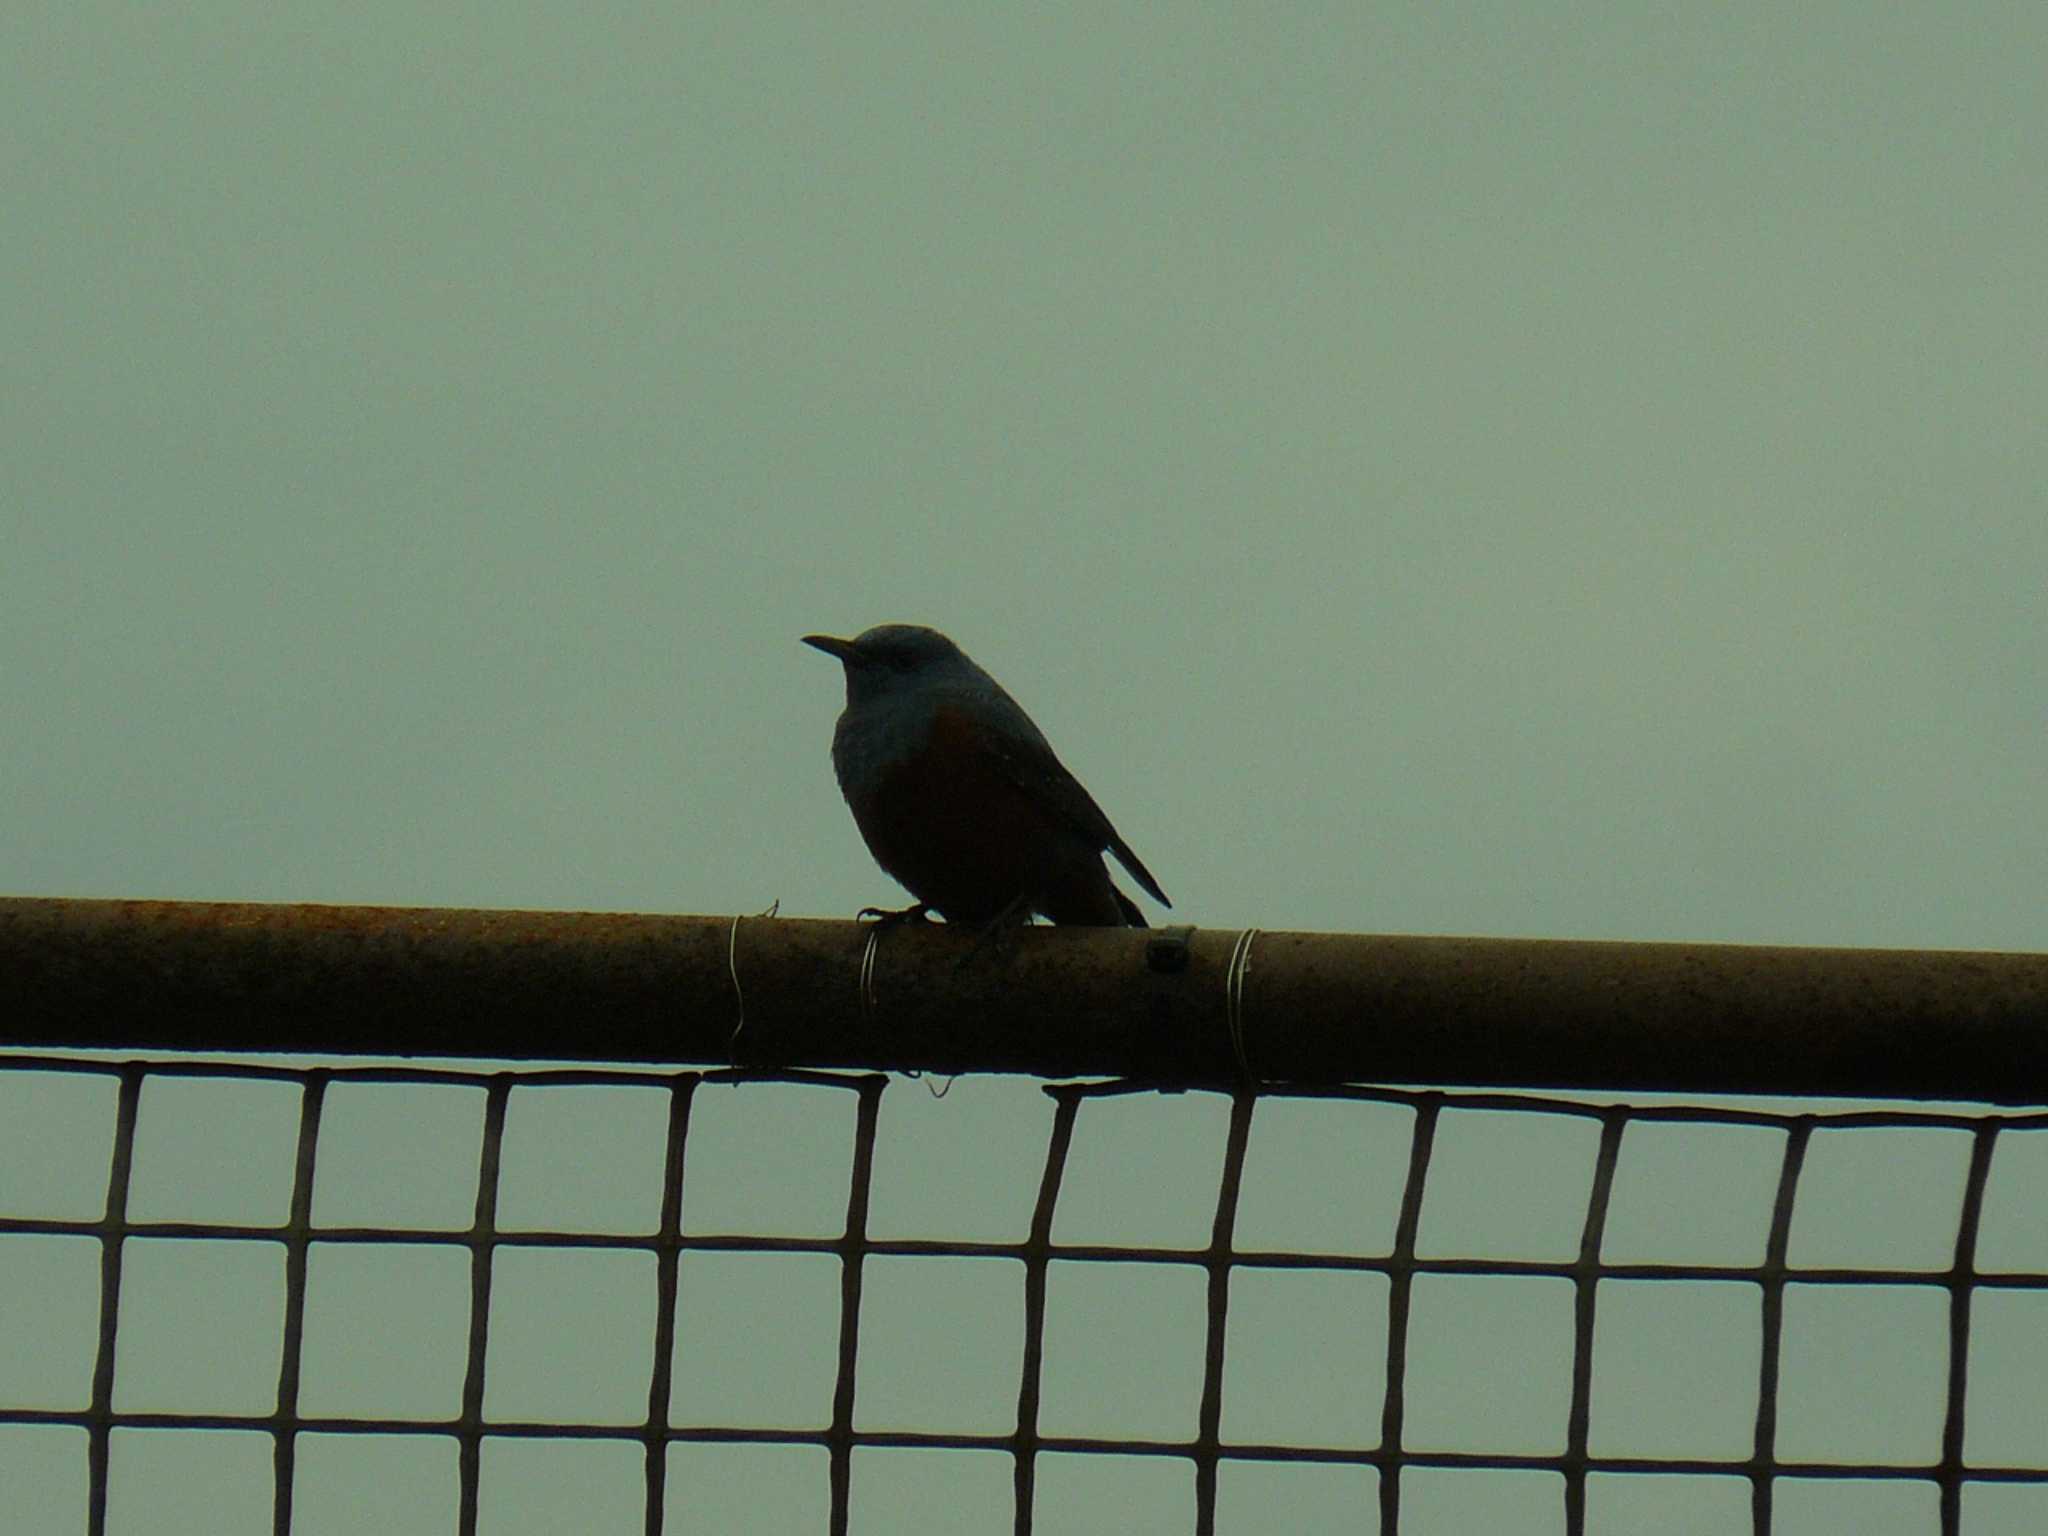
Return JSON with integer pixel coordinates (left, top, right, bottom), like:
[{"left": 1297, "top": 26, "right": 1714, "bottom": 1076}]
[{"left": 3, "top": 898, "right": 2045, "bottom": 1534}]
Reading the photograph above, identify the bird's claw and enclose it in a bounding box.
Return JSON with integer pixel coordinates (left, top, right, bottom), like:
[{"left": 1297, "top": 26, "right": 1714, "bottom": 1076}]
[{"left": 857, "top": 903, "right": 932, "bottom": 928}]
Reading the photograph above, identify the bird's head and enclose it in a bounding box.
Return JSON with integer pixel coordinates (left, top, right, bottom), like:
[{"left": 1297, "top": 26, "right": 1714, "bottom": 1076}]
[{"left": 802, "top": 624, "right": 983, "bottom": 707}]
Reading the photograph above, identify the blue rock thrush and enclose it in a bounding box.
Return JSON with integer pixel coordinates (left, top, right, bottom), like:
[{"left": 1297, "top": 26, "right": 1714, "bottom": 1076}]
[{"left": 802, "top": 624, "right": 1170, "bottom": 927}]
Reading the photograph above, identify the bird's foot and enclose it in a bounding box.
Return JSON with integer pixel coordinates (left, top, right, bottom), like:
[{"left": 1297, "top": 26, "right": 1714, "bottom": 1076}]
[{"left": 857, "top": 902, "right": 932, "bottom": 928}]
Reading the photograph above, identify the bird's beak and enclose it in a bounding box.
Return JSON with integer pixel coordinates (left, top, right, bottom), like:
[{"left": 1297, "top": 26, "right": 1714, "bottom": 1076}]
[{"left": 801, "top": 633, "right": 860, "bottom": 663}]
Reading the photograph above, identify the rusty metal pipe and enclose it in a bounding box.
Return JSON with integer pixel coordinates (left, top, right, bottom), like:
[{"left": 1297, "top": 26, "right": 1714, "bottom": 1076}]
[{"left": 2, "top": 899, "right": 2044, "bottom": 1102}]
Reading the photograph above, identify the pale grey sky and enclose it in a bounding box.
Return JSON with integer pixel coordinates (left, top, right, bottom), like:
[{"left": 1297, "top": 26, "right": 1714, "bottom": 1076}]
[
  {"left": 5, "top": 0, "right": 2043, "bottom": 949},
  {"left": 3, "top": 2, "right": 2045, "bottom": 1532}
]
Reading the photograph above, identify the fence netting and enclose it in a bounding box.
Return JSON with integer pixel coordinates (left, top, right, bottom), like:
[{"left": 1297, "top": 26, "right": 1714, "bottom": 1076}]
[{"left": 2, "top": 1053, "right": 2046, "bottom": 1536}]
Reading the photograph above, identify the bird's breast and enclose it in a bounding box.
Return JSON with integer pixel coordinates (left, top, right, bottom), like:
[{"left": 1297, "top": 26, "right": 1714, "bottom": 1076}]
[
  {"left": 829, "top": 695, "right": 938, "bottom": 797},
  {"left": 830, "top": 701, "right": 1083, "bottom": 920}
]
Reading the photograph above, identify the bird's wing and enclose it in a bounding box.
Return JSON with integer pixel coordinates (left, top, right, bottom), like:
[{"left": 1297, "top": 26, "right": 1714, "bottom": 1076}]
[{"left": 944, "top": 695, "right": 1171, "bottom": 909}]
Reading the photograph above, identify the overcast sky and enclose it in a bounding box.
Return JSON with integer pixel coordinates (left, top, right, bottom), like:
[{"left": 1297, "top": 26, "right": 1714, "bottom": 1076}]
[{"left": 4, "top": 2, "right": 2044, "bottom": 1533}]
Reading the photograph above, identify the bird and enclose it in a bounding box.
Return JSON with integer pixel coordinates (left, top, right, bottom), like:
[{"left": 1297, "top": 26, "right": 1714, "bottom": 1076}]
[{"left": 802, "top": 624, "right": 1170, "bottom": 927}]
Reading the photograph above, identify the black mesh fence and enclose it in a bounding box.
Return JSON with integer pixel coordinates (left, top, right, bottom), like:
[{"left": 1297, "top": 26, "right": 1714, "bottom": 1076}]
[{"left": 3, "top": 1051, "right": 2046, "bottom": 1535}]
